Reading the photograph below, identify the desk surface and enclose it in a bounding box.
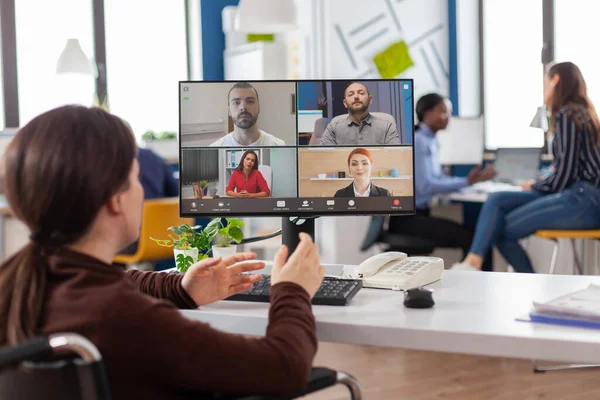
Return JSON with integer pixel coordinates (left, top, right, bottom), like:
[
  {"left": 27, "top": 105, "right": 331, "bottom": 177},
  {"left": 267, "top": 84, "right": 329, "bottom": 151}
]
[
  {"left": 181, "top": 271, "right": 600, "bottom": 363},
  {"left": 446, "top": 182, "right": 522, "bottom": 203}
]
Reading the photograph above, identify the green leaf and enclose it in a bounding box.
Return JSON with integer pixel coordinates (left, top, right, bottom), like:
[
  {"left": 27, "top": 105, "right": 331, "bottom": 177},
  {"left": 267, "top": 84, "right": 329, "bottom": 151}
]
[
  {"left": 150, "top": 237, "right": 173, "bottom": 247},
  {"left": 226, "top": 218, "right": 245, "bottom": 228},
  {"left": 169, "top": 225, "right": 186, "bottom": 236},
  {"left": 205, "top": 218, "right": 222, "bottom": 232},
  {"left": 228, "top": 226, "right": 244, "bottom": 243}
]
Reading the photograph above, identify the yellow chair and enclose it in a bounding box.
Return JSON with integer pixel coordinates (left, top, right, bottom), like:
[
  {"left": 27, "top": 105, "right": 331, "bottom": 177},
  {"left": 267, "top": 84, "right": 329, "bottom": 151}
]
[
  {"left": 534, "top": 229, "right": 600, "bottom": 275},
  {"left": 113, "top": 198, "right": 195, "bottom": 264},
  {"left": 531, "top": 229, "right": 600, "bottom": 373}
]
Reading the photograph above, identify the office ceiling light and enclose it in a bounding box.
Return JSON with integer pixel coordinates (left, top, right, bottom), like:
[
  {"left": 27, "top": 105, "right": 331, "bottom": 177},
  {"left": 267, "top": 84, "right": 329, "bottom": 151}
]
[
  {"left": 56, "top": 38, "right": 94, "bottom": 75},
  {"left": 234, "top": 0, "right": 298, "bottom": 33}
]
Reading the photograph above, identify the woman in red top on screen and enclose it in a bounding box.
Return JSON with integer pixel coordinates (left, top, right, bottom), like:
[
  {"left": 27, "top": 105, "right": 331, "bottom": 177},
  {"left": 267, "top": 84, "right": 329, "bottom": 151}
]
[{"left": 226, "top": 150, "right": 270, "bottom": 198}]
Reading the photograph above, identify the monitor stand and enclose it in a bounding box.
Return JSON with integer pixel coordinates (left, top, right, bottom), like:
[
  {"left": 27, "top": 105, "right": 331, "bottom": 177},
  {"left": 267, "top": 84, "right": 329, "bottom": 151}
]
[{"left": 281, "top": 216, "right": 316, "bottom": 257}]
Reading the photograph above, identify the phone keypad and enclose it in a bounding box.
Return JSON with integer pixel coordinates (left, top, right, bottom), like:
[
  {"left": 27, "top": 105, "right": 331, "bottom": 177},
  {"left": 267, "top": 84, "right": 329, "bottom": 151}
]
[{"left": 385, "top": 259, "right": 430, "bottom": 275}]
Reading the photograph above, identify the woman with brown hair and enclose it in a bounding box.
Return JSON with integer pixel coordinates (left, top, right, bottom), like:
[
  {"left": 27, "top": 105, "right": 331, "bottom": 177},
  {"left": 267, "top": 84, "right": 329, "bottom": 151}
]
[
  {"left": 452, "top": 61, "right": 600, "bottom": 273},
  {"left": 226, "top": 149, "right": 270, "bottom": 198},
  {"left": 334, "top": 148, "right": 390, "bottom": 197},
  {"left": 0, "top": 105, "right": 325, "bottom": 398}
]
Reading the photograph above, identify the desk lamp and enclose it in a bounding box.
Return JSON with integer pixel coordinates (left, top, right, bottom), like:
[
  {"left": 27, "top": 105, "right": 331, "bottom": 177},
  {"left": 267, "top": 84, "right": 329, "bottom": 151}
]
[{"left": 530, "top": 106, "right": 550, "bottom": 154}]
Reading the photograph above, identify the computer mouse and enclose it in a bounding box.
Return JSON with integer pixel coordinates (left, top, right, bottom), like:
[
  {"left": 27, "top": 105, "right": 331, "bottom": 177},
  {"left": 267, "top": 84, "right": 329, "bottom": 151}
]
[{"left": 403, "top": 288, "right": 435, "bottom": 309}]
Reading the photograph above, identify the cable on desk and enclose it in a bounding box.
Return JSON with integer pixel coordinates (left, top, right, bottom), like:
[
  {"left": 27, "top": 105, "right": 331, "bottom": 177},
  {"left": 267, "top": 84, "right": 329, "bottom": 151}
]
[{"left": 239, "top": 230, "right": 282, "bottom": 244}]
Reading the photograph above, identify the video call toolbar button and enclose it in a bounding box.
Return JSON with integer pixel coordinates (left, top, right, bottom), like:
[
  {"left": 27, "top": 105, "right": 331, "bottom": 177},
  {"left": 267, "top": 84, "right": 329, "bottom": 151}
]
[
  {"left": 277, "top": 200, "right": 286, "bottom": 207},
  {"left": 348, "top": 200, "right": 355, "bottom": 206},
  {"left": 327, "top": 200, "right": 335, "bottom": 206}
]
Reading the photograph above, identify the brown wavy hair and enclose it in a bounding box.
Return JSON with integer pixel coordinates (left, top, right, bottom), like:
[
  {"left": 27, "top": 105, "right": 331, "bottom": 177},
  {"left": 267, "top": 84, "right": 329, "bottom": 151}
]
[
  {"left": 0, "top": 105, "right": 136, "bottom": 346},
  {"left": 547, "top": 62, "right": 600, "bottom": 142},
  {"left": 234, "top": 150, "right": 259, "bottom": 173}
]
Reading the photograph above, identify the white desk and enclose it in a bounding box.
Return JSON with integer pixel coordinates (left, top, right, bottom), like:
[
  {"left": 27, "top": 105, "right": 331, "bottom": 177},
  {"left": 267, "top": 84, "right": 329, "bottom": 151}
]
[
  {"left": 181, "top": 270, "right": 600, "bottom": 364},
  {"left": 445, "top": 182, "right": 523, "bottom": 203}
]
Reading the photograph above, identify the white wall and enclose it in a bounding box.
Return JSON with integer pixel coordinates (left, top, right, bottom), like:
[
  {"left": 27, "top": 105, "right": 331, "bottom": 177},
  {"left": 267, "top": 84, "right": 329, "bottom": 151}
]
[
  {"left": 181, "top": 81, "right": 297, "bottom": 147},
  {"left": 270, "top": 149, "right": 298, "bottom": 197},
  {"left": 296, "top": 0, "right": 449, "bottom": 102}
]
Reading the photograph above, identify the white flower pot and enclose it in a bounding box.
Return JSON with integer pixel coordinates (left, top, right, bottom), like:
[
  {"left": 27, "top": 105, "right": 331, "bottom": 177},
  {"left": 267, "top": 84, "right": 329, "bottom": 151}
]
[
  {"left": 212, "top": 245, "right": 237, "bottom": 258},
  {"left": 173, "top": 247, "right": 198, "bottom": 267}
]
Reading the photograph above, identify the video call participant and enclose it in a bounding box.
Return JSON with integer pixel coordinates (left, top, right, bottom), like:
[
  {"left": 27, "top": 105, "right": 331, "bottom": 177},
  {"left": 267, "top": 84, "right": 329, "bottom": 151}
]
[
  {"left": 211, "top": 82, "right": 286, "bottom": 146},
  {"left": 334, "top": 148, "right": 391, "bottom": 197},
  {"left": 320, "top": 82, "right": 400, "bottom": 145},
  {"left": 226, "top": 150, "right": 270, "bottom": 198}
]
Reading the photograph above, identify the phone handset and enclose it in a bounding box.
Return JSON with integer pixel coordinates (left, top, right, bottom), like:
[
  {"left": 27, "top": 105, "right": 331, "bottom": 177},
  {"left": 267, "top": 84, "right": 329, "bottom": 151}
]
[{"left": 354, "top": 251, "right": 408, "bottom": 278}]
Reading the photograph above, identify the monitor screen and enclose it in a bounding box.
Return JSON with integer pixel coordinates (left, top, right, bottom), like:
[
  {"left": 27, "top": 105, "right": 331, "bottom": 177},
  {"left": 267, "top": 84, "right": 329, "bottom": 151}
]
[
  {"left": 494, "top": 147, "right": 542, "bottom": 183},
  {"left": 179, "top": 79, "right": 415, "bottom": 217}
]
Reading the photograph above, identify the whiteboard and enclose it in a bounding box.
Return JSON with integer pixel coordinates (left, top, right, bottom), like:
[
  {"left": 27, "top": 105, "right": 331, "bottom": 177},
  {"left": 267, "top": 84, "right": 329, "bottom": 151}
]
[{"left": 436, "top": 117, "right": 484, "bottom": 165}]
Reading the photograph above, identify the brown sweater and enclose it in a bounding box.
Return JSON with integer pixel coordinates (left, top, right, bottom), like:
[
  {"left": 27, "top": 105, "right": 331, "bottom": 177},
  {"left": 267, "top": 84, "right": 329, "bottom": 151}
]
[{"left": 38, "top": 248, "right": 317, "bottom": 399}]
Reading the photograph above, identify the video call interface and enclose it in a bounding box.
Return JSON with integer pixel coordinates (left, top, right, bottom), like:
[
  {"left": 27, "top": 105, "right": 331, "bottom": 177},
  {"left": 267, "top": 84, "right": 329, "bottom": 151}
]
[{"left": 179, "top": 79, "right": 415, "bottom": 216}]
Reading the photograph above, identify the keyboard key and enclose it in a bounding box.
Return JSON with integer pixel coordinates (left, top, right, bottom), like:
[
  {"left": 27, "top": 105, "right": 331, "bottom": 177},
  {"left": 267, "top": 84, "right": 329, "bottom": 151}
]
[{"left": 225, "top": 275, "right": 362, "bottom": 306}]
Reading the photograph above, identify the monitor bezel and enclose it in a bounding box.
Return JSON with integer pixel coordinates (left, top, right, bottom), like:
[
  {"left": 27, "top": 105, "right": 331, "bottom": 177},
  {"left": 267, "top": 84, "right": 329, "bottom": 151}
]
[{"left": 178, "top": 78, "right": 416, "bottom": 218}]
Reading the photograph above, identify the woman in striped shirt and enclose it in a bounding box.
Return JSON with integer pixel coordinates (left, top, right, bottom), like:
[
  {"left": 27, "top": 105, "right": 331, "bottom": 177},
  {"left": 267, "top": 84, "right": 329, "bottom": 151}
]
[{"left": 452, "top": 61, "right": 600, "bottom": 273}]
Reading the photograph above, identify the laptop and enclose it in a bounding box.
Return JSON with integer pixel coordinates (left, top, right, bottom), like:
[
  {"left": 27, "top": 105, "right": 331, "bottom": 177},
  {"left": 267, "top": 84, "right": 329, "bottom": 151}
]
[{"left": 492, "top": 147, "right": 542, "bottom": 184}]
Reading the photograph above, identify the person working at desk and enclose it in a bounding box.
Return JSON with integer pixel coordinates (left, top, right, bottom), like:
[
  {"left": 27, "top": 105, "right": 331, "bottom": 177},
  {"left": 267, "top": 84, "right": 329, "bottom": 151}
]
[
  {"left": 226, "top": 149, "right": 270, "bottom": 198},
  {"left": 452, "top": 62, "right": 600, "bottom": 273},
  {"left": 334, "top": 148, "right": 391, "bottom": 197},
  {"left": 137, "top": 147, "right": 179, "bottom": 199},
  {"left": 211, "top": 82, "right": 286, "bottom": 146},
  {"left": 320, "top": 82, "right": 400, "bottom": 145},
  {"left": 389, "top": 93, "right": 497, "bottom": 256},
  {"left": 0, "top": 105, "right": 326, "bottom": 399}
]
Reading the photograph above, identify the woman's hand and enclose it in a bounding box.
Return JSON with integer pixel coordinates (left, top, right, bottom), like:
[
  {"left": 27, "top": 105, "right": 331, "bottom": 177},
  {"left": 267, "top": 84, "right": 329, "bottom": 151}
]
[
  {"left": 181, "top": 253, "right": 264, "bottom": 306},
  {"left": 467, "top": 164, "right": 498, "bottom": 185},
  {"left": 519, "top": 181, "right": 534, "bottom": 191},
  {"left": 270, "top": 233, "right": 324, "bottom": 298}
]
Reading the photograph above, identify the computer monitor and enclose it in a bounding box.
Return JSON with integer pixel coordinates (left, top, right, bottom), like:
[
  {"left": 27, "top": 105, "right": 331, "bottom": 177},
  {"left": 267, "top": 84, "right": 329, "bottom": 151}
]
[
  {"left": 179, "top": 79, "right": 415, "bottom": 252},
  {"left": 493, "top": 147, "right": 542, "bottom": 184}
]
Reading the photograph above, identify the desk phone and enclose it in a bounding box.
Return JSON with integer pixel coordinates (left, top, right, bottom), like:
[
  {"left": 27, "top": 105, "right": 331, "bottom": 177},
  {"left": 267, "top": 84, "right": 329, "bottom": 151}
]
[{"left": 351, "top": 252, "right": 444, "bottom": 291}]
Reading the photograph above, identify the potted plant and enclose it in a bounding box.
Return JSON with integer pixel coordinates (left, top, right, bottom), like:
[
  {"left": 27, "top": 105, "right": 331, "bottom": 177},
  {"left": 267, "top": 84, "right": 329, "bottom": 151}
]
[
  {"left": 142, "top": 130, "right": 178, "bottom": 160},
  {"left": 204, "top": 218, "right": 245, "bottom": 258},
  {"left": 199, "top": 180, "right": 209, "bottom": 196},
  {"left": 150, "top": 224, "right": 215, "bottom": 273}
]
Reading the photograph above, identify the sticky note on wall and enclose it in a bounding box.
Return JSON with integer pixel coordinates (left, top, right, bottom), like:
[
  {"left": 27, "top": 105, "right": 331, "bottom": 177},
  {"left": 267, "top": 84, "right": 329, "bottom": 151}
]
[
  {"left": 373, "top": 41, "right": 414, "bottom": 79},
  {"left": 247, "top": 34, "right": 275, "bottom": 42}
]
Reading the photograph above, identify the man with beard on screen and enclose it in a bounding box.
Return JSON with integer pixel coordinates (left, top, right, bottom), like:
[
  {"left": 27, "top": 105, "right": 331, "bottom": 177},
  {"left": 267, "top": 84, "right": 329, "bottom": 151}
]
[
  {"left": 320, "top": 82, "right": 399, "bottom": 145},
  {"left": 210, "top": 82, "right": 286, "bottom": 146}
]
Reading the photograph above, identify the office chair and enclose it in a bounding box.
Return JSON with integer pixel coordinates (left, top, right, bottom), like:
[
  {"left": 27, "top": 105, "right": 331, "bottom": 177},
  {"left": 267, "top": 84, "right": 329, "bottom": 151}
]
[
  {"left": 0, "top": 333, "right": 362, "bottom": 400},
  {"left": 530, "top": 229, "right": 600, "bottom": 373},
  {"left": 308, "top": 117, "right": 331, "bottom": 145},
  {"left": 258, "top": 164, "right": 273, "bottom": 193},
  {"left": 113, "top": 198, "right": 195, "bottom": 264},
  {"left": 533, "top": 229, "right": 600, "bottom": 275},
  {"left": 361, "top": 216, "right": 435, "bottom": 255}
]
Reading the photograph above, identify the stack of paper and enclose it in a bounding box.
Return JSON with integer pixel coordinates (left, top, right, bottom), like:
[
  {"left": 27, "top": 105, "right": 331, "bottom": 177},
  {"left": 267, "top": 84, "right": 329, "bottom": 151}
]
[{"left": 528, "top": 283, "right": 600, "bottom": 329}]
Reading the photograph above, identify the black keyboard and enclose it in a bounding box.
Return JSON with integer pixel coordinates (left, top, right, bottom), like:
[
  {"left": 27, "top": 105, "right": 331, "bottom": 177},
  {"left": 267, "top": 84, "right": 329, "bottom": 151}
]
[{"left": 225, "top": 275, "right": 363, "bottom": 306}]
